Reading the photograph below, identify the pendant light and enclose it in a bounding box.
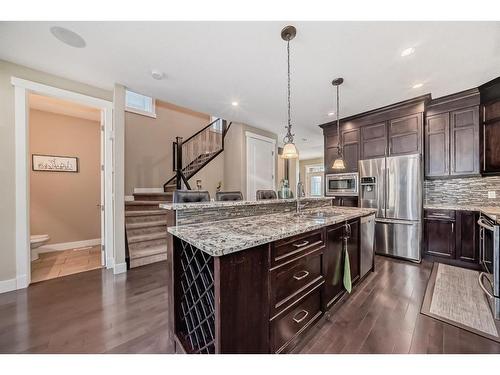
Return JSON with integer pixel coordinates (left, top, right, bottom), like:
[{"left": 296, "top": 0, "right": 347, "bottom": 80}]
[
  {"left": 332, "top": 78, "right": 346, "bottom": 170},
  {"left": 281, "top": 25, "right": 299, "bottom": 159}
]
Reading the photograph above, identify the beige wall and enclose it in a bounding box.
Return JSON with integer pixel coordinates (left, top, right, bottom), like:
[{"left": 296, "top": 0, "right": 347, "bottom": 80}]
[
  {"left": 125, "top": 100, "right": 210, "bottom": 195},
  {"left": 223, "top": 122, "right": 279, "bottom": 200},
  {"left": 30, "top": 109, "right": 101, "bottom": 245},
  {"left": 0, "top": 59, "right": 112, "bottom": 285}
]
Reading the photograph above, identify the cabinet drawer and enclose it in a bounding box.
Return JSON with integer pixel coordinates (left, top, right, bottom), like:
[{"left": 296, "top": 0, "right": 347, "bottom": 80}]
[
  {"left": 272, "top": 230, "right": 325, "bottom": 266},
  {"left": 271, "top": 287, "right": 322, "bottom": 353},
  {"left": 271, "top": 250, "right": 323, "bottom": 313},
  {"left": 424, "top": 209, "right": 455, "bottom": 220}
]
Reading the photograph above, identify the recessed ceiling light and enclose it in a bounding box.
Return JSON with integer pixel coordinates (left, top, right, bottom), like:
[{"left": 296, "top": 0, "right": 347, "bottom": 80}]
[
  {"left": 412, "top": 83, "right": 424, "bottom": 89},
  {"left": 50, "top": 26, "right": 86, "bottom": 48},
  {"left": 151, "top": 70, "right": 165, "bottom": 80},
  {"left": 231, "top": 101, "right": 239, "bottom": 106},
  {"left": 327, "top": 112, "right": 335, "bottom": 117},
  {"left": 401, "top": 47, "right": 415, "bottom": 57}
]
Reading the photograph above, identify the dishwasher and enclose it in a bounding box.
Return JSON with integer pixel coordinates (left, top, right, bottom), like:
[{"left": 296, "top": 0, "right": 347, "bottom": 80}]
[{"left": 360, "top": 214, "right": 376, "bottom": 278}]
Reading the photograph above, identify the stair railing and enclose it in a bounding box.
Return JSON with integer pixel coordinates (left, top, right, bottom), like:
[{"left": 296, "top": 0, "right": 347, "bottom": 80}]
[{"left": 165, "top": 118, "right": 231, "bottom": 191}]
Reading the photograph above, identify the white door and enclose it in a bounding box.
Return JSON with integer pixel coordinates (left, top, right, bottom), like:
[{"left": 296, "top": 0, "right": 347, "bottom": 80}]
[{"left": 246, "top": 133, "right": 276, "bottom": 200}]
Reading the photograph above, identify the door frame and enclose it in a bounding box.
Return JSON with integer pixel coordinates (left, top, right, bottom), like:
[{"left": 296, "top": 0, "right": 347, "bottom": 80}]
[
  {"left": 12, "top": 77, "right": 115, "bottom": 289},
  {"left": 245, "top": 131, "right": 276, "bottom": 200}
]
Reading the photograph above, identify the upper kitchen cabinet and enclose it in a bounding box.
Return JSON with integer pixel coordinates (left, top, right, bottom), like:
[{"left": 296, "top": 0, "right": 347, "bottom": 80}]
[
  {"left": 320, "top": 95, "right": 428, "bottom": 171},
  {"left": 480, "top": 77, "right": 500, "bottom": 175},
  {"left": 341, "top": 128, "right": 360, "bottom": 172},
  {"left": 360, "top": 122, "right": 387, "bottom": 159},
  {"left": 425, "top": 89, "right": 480, "bottom": 179},
  {"left": 323, "top": 128, "right": 360, "bottom": 174},
  {"left": 388, "top": 113, "right": 422, "bottom": 156}
]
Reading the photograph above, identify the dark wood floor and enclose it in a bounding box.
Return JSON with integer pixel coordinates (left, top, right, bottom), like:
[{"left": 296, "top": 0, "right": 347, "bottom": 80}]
[{"left": 1, "top": 256, "right": 500, "bottom": 353}]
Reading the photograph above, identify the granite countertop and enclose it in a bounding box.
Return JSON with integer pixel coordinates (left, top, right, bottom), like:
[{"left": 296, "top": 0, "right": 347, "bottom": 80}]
[
  {"left": 424, "top": 203, "right": 500, "bottom": 223},
  {"left": 160, "top": 196, "right": 333, "bottom": 210},
  {"left": 167, "top": 206, "right": 376, "bottom": 256}
]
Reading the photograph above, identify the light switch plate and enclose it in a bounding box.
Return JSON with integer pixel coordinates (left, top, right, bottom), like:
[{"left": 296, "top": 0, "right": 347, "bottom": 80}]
[{"left": 488, "top": 191, "right": 497, "bottom": 199}]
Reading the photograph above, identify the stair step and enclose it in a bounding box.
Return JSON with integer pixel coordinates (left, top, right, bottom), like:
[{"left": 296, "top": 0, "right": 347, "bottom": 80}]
[
  {"left": 133, "top": 192, "right": 173, "bottom": 201},
  {"left": 126, "top": 225, "right": 167, "bottom": 237},
  {"left": 128, "top": 231, "right": 167, "bottom": 244},
  {"left": 125, "top": 210, "right": 166, "bottom": 217},
  {"left": 129, "top": 243, "right": 167, "bottom": 260},
  {"left": 130, "top": 252, "right": 168, "bottom": 268},
  {"left": 128, "top": 237, "right": 167, "bottom": 251},
  {"left": 126, "top": 220, "right": 167, "bottom": 230}
]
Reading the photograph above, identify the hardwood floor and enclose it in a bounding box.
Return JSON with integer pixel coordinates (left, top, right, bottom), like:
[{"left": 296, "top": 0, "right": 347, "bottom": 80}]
[
  {"left": 296, "top": 256, "right": 500, "bottom": 354},
  {"left": 0, "top": 255, "right": 499, "bottom": 354}
]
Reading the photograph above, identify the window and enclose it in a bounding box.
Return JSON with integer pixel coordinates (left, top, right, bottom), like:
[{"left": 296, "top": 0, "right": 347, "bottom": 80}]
[
  {"left": 305, "top": 164, "right": 325, "bottom": 197},
  {"left": 125, "top": 89, "right": 156, "bottom": 118}
]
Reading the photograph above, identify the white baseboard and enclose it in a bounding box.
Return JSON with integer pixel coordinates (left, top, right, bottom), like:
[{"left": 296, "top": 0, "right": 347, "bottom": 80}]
[
  {"left": 134, "top": 187, "right": 163, "bottom": 194},
  {"left": 38, "top": 238, "right": 101, "bottom": 253},
  {"left": 113, "top": 262, "right": 127, "bottom": 274},
  {"left": 125, "top": 195, "right": 134, "bottom": 201},
  {"left": 0, "top": 278, "right": 17, "bottom": 294}
]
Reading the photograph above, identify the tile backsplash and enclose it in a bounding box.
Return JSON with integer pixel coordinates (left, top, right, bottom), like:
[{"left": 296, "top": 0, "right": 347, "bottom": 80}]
[{"left": 424, "top": 176, "right": 500, "bottom": 207}]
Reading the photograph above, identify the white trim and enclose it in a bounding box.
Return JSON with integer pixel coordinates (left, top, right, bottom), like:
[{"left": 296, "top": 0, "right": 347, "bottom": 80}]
[
  {"left": 113, "top": 262, "right": 127, "bottom": 275},
  {"left": 125, "top": 195, "right": 135, "bottom": 202},
  {"left": 11, "top": 76, "right": 119, "bottom": 292},
  {"left": 245, "top": 131, "right": 277, "bottom": 145},
  {"left": 38, "top": 238, "right": 101, "bottom": 253},
  {"left": 0, "top": 278, "right": 17, "bottom": 294},
  {"left": 125, "top": 106, "right": 157, "bottom": 119},
  {"left": 133, "top": 187, "right": 164, "bottom": 193}
]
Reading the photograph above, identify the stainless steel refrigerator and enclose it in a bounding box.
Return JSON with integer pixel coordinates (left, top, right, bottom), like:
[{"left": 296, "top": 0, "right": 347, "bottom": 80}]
[{"left": 359, "top": 154, "right": 422, "bottom": 262}]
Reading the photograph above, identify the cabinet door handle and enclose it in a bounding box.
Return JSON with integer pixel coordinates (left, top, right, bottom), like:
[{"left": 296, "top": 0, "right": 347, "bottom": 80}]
[
  {"left": 451, "top": 223, "right": 454, "bottom": 232},
  {"left": 293, "top": 270, "right": 310, "bottom": 281},
  {"left": 292, "top": 240, "right": 309, "bottom": 248},
  {"left": 292, "top": 309, "right": 309, "bottom": 324}
]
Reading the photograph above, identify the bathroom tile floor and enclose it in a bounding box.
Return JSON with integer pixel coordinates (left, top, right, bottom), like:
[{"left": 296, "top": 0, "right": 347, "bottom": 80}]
[{"left": 31, "top": 246, "right": 102, "bottom": 283}]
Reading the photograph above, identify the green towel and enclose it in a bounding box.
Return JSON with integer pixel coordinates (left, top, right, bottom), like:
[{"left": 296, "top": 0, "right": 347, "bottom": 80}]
[{"left": 343, "top": 244, "right": 352, "bottom": 293}]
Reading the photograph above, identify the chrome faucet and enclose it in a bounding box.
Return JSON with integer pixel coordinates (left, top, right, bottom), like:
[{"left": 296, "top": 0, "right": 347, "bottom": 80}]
[{"left": 296, "top": 181, "right": 305, "bottom": 214}]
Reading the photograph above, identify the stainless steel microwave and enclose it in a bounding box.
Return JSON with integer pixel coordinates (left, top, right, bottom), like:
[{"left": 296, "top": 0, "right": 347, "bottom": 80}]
[{"left": 325, "top": 173, "right": 359, "bottom": 196}]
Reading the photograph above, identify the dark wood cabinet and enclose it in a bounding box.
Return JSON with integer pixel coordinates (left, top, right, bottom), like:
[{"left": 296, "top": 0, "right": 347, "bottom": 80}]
[
  {"left": 361, "top": 122, "right": 387, "bottom": 159},
  {"left": 455, "top": 210, "right": 480, "bottom": 264},
  {"left": 450, "top": 107, "right": 479, "bottom": 175},
  {"left": 424, "top": 218, "right": 455, "bottom": 259},
  {"left": 323, "top": 219, "right": 360, "bottom": 309},
  {"left": 425, "top": 89, "right": 480, "bottom": 178},
  {"left": 332, "top": 196, "right": 358, "bottom": 207},
  {"left": 341, "top": 128, "right": 360, "bottom": 172},
  {"left": 482, "top": 100, "right": 500, "bottom": 175},
  {"left": 324, "top": 129, "right": 359, "bottom": 174},
  {"left": 346, "top": 219, "right": 360, "bottom": 284},
  {"left": 324, "top": 224, "right": 344, "bottom": 308},
  {"left": 425, "top": 113, "right": 449, "bottom": 177},
  {"left": 423, "top": 209, "right": 479, "bottom": 269},
  {"left": 388, "top": 114, "right": 422, "bottom": 156}
]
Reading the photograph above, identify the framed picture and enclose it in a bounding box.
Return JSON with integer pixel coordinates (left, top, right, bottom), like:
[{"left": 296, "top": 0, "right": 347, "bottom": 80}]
[{"left": 32, "top": 154, "right": 79, "bottom": 173}]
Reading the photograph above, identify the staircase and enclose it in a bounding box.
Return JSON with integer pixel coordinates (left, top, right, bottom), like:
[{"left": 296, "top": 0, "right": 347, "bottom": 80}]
[
  {"left": 125, "top": 192, "right": 172, "bottom": 268},
  {"left": 125, "top": 118, "right": 232, "bottom": 269},
  {"left": 164, "top": 118, "right": 231, "bottom": 192}
]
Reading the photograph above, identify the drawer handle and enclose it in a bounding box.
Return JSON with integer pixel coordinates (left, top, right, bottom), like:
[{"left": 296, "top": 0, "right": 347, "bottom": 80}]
[
  {"left": 293, "top": 270, "right": 310, "bottom": 281},
  {"left": 292, "top": 309, "right": 309, "bottom": 324},
  {"left": 292, "top": 240, "right": 310, "bottom": 248}
]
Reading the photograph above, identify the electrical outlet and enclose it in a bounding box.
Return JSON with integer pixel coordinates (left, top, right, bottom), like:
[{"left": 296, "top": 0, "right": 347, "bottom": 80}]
[{"left": 488, "top": 191, "right": 497, "bottom": 199}]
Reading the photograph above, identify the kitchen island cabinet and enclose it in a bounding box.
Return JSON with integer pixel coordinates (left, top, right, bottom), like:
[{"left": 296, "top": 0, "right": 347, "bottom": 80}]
[{"left": 164, "top": 203, "right": 376, "bottom": 354}]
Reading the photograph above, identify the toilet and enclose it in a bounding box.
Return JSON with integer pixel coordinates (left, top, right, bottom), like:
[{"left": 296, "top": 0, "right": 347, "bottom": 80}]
[{"left": 30, "top": 234, "right": 50, "bottom": 261}]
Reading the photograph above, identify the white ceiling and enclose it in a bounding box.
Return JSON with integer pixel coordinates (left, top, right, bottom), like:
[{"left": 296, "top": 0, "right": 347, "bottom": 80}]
[
  {"left": 2, "top": 21, "right": 500, "bottom": 159},
  {"left": 29, "top": 93, "right": 101, "bottom": 121}
]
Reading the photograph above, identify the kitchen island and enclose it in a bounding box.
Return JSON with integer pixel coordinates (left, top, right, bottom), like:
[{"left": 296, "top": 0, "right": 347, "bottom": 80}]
[{"left": 162, "top": 198, "right": 376, "bottom": 354}]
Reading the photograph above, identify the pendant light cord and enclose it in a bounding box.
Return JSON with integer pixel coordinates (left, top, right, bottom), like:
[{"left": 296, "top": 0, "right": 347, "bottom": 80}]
[
  {"left": 287, "top": 39, "right": 291, "bottom": 129},
  {"left": 336, "top": 84, "right": 342, "bottom": 156}
]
